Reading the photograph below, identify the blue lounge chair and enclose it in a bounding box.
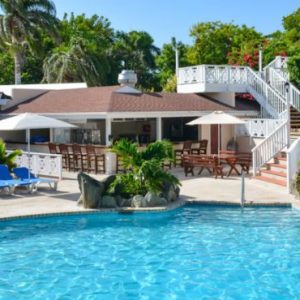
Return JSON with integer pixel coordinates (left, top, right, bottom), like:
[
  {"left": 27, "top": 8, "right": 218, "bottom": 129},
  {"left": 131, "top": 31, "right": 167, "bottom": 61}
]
[
  {"left": 13, "top": 167, "right": 58, "bottom": 191},
  {"left": 0, "top": 165, "right": 28, "bottom": 194}
]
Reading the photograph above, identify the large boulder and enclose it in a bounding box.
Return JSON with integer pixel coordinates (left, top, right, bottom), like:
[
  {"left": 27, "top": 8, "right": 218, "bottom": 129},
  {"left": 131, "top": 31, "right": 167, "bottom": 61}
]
[
  {"left": 131, "top": 195, "right": 145, "bottom": 208},
  {"left": 116, "top": 196, "right": 132, "bottom": 207},
  {"left": 101, "top": 195, "right": 117, "bottom": 208},
  {"left": 77, "top": 172, "right": 105, "bottom": 208},
  {"left": 144, "top": 192, "right": 168, "bottom": 207},
  {"left": 161, "top": 183, "right": 179, "bottom": 203}
]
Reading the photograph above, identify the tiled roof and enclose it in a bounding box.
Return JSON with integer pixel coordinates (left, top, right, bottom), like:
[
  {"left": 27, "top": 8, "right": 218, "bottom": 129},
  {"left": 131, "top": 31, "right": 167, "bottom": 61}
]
[{"left": 2, "top": 86, "right": 258, "bottom": 114}]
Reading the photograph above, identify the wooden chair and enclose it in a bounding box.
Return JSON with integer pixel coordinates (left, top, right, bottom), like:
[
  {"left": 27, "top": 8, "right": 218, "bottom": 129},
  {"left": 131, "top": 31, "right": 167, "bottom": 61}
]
[
  {"left": 80, "top": 145, "right": 89, "bottom": 171},
  {"left": 199, "top": 140, "right": 208, "bottom": 154},
  {"left": 48, "top": 143, "right": 58, "bottom": 154},
  {"left": 173, "top": 143, "right": 184, "bottom": 167},
  {"left": 58, "top": 144, "right": 70, "bottom": 171},
  {"left": 95, "top": 146, "right": 106, "bottom": 174},
  {"left": 86, "top": 145, "right": 97, "bottom": 173},
  {"left": 72, "top": 144, "right": 83, "bottom": 171}
]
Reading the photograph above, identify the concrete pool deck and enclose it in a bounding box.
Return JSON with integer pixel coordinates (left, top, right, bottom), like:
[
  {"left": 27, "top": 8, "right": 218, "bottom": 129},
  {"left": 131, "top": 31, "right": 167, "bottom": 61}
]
[{"left": 0, "top": 169, "right": 298, "bottom": 220}]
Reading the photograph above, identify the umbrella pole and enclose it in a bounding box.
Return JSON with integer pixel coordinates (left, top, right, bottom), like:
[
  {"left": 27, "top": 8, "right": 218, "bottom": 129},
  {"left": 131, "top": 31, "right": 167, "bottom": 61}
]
[
  {"left": 27, "top": 128, "right": 31, "bottom": 180},
  {"left": 218, "top": 124, "right": 220, "bottom": 164}
]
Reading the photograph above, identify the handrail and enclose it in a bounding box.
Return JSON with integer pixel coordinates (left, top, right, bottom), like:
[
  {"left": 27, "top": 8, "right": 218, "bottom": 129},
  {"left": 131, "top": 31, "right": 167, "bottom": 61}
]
[
  {"left": 263, "top": 56, "right": 288, "bottom": 72},
  {"left": 269, "top": 67, "right": 300, "bottom": 112},
  {"left": 252, "top": 120, "right": 288, "bottom": 176},
  {"left": 246, "top": 67, "right": 287, "bottom": 118},
  {"left": 286, "top": 137, "right": 300, "bottom": 193}
]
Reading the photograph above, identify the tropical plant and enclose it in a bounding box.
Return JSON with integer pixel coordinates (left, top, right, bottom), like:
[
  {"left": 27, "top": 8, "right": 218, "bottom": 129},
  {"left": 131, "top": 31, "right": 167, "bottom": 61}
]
[
  {"left": 0, "top": 139, "right": 22, "bottom": 170},
  {"left": 0, "top": 0, "right": 58, "bottom": 84},
  {"left": 109, "top": 139, "right": 180, "bottom": 197},
  {"left": 43, "top": 13, "right": 113, "bottom": 86}
]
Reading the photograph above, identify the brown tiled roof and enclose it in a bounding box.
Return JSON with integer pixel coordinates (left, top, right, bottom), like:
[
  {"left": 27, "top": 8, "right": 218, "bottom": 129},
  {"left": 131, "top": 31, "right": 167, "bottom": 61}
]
[{"left": 2, "top": 86, "right": 258, "bottom": 114}]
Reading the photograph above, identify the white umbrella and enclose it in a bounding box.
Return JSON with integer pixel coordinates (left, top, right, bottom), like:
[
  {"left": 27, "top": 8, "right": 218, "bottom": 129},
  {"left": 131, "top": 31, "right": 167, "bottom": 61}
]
[
  {"left": 187, "top": 111, "right": 245, "bottom": 156},
  {"left": 0, "top": 113, "right": 76, "bottom": 179}
]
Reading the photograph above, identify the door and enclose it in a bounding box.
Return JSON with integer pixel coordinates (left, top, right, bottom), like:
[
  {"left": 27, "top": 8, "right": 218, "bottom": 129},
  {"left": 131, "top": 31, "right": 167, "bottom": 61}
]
[{"left": 210, "top": 125, "right": 221, "bottom": 154}]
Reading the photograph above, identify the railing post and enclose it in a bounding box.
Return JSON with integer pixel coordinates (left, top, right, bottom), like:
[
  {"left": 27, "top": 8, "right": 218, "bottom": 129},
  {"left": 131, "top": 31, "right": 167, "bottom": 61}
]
[{"left": 252, "top": 151, "right": 256, "bottom": 176}]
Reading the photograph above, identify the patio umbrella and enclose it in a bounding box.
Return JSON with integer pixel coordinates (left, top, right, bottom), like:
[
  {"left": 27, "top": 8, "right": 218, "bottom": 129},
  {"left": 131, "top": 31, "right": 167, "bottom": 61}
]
[
  {"left": 0, "top": 113, "right": 76, "bottom": 178},
  {"left": 187, "top": 111, "right": 245, "bottom": 155}
]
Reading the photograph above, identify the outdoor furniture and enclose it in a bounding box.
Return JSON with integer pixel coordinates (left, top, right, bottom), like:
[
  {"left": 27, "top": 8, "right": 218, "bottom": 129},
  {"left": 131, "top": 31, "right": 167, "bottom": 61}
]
[
  {"left": 94, "top": 146, "right": 105, "bottom": 174},
  {"left": 183, "top": 155, "right": 223, "bottom": 179},
  {"left": 0, "top": 165, "right": 33, "bottom": 193},
  {"left": 174, "top": 143, "right": 184, "bottom": 167},
  {"left": 191, "top": 140, "right": 208, "bottom": 155},
  {"left": 59, "top": 144, "right": 70, "bottom": 171},
  {"left": 218, "top": 150, "right": 252, "bottom": 176},
  {"left": 48, "top": 142, "right": 58, "bottom": 154},
  {"left": 13, "top": 167, "right": 58, "bottom": 190}
]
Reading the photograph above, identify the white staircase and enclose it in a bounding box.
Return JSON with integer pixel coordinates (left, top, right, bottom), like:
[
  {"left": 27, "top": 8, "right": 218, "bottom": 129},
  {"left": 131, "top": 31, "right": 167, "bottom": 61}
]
[{"left": 177, "top": 56, "right": 300, "bottom": 192}]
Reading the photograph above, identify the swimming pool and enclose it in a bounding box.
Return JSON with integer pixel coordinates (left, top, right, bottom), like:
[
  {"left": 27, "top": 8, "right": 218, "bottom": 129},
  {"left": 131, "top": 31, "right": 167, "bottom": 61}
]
[{"left": 1, "top": 205, "right": 300, "bottom": 299}]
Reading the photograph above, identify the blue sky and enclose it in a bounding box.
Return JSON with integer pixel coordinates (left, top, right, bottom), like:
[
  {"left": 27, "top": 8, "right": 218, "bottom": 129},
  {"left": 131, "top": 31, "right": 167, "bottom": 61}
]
[{"left": 54, "top": 0, "right": 299, "bottom": 47}]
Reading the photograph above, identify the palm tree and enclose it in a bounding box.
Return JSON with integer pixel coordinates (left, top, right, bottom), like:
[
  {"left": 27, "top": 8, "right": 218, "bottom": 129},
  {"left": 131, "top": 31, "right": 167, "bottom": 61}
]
[
  {"left": 43, "top": 37, "right": 107, "bottom": 86},
  {"left": 0, "top": 139, "right": 22, "bottom": 170},
  {"left": 0, "top": 0, "right": 58, "bottom": 84}
]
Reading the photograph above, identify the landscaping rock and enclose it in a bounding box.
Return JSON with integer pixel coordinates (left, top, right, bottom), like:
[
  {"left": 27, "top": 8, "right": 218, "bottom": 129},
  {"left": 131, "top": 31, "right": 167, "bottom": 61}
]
[
  {"left": 131, "top": 195, "right": 145, "bottom": 208},
  {"left": 101, "top": 195, "right": 117, "bottom": 208},
  {"left": 161, "top": 183, "right": 179, "bottom": 202},
  {"left": 77, "top": 172, "right": 104, "bottom": 209},
  {"left": 144, "top": 192, "right": 168, "bottom": 207}
]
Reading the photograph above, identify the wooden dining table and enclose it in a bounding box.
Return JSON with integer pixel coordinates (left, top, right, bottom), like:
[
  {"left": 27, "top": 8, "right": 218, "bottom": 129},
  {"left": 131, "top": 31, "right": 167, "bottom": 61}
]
[{"left": 218, "top": 154, "right": 241, "bottom": 177}]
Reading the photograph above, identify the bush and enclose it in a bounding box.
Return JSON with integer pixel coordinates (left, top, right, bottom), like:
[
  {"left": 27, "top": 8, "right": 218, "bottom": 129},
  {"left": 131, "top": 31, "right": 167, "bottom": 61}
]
[
  {"left": 109, "top": 139, "right": 180, "bottom": 197},
  {"left": 0, "top": 139, "right": 22, "bottom": 170}
]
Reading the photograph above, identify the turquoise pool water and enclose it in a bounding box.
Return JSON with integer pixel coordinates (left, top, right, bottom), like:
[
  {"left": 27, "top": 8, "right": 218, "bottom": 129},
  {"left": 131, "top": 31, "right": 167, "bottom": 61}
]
[{"left": 1, "top": 205, "right": 300, "bottom": 299}]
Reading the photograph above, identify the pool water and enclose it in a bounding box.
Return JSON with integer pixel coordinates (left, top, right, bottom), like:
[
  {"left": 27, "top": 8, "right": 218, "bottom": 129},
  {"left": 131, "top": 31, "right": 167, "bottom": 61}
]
[{"left": 1, "top": 205, "right": 300, "bottom": 300}]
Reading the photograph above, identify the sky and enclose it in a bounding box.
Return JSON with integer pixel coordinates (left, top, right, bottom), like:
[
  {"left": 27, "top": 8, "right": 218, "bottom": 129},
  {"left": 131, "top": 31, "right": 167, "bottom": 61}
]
[{"left": 53, "top": 0, "right": 299, "bottom": 47}]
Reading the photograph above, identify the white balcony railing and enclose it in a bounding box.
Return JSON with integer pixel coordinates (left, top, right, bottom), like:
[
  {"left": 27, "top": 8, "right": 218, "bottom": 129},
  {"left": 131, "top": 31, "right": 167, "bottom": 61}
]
[{"left": 8, "top": 151, "right": 62, "bottom": 180}]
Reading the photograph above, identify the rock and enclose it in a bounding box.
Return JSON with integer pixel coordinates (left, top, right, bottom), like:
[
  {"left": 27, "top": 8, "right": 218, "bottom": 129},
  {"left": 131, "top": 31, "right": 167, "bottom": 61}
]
[
  {"left": 77, "top": 172, "right": 105, "bottom": 209},
  {"left": 144, "top": 192, "right": 168, "bottom": 207},
  {"left": 161, "top": 183, "right": 179, "bottom": 202},
  {"left": 131, "top": 195, "right": 145, "bottom": 208},
  {"left": 101, "top": 195, "right": 117, "bottom": 208},
  {"left": 117, "top": 197, "right": 132, "bottom": 207}
]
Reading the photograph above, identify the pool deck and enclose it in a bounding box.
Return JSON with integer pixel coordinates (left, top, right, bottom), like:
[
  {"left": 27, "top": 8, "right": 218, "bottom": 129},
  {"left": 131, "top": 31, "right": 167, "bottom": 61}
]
[{"left": 0, "top": 169, "right": 298, "bottom": 220}]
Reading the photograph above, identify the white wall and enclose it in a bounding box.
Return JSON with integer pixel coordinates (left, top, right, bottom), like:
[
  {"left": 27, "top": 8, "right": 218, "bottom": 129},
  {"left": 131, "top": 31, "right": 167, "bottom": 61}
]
[{"left": 205, "top": 92, "right": 236, "bottom": 107}]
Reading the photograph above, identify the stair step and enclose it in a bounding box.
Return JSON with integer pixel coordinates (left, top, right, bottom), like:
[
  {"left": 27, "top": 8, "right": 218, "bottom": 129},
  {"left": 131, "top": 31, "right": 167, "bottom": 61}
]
[
  {"left": 261, "top": 169, "right": 287, "bottom": 180},
  {"left": 266, "top": 163, "right": 286, "bottom": 170},
  {"left": 254, "top": 175, "right": 286, "bottom": 187}
]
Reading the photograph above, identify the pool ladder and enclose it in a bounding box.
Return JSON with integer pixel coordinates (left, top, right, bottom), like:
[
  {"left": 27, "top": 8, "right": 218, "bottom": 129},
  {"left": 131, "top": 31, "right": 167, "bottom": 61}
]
[{"left": 240, "top": 171, "right": 246, "bottom": 208}]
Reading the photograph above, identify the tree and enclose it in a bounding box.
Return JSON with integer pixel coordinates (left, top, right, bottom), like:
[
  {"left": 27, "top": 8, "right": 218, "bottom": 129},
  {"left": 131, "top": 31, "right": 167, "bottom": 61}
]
[
  {"left": 0, "top": 139, "right": 22, "bottom": 170},
  {"left": 0, "top": 0, "right": 58, "bottom": 84},
  {"left": 187, "top": 22, "right": 262, "bottom": 66},
  {"left": 156, "top": 37, "right": 189, "bottom": 89},
  {"left": 112, "top": 31, "right": 160, "bottom": 90},
  {"left": 43, "top": 13, "right": 113, "bottom": 86}
]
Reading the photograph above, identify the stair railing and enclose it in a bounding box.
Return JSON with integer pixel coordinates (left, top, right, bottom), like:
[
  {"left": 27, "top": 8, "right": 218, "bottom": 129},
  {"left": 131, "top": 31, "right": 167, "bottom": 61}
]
[
  {"left": 268, "top": 67, "right": 300, "bottom": 112},
  {"left": 252, "top": 120, "right": 288, "bottom": 176},
  {"left": 245, "top": 67, "right": 287, "bottom": 118}
]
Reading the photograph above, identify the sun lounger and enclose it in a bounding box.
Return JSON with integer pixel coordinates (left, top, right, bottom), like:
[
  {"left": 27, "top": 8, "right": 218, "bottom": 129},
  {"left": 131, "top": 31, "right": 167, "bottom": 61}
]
[
  {"left": 0, "top": 165, "right": 33, "bottom": 194},
  {"left": 13, "top": 167, "right": 58, "bottom": 191}
]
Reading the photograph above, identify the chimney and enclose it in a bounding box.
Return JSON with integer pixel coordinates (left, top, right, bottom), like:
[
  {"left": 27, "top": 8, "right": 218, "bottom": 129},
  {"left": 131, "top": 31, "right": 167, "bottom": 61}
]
[{"left": 118, "top": 70, "right": 137, "bottom": 88}]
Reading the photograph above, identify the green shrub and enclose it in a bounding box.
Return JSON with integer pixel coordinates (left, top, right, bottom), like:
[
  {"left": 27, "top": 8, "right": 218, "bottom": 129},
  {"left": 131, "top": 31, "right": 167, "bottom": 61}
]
[
  {"left": 0, "top": 139, "right": 22, "bottom": 170},
  {"left": 109, "top": 139, "right": 180, "bottom": 197}
]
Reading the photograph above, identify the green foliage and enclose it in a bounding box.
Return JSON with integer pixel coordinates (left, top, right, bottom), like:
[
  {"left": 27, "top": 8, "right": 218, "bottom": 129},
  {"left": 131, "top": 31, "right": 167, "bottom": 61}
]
[
  {"left": 112, "top": 30, "right": 160, "bottom": 90},
  {"left": 163, "top": 74, "right": 177, "bottom": 92},
  {"left": 0, "top": 0, "right": 58, "bottom": 84},
  {"left": 156, "top": 37, "right": 189, "bottom": 89},
  {"left": 0, "top": 139, "right": 22, "bottom": 170},
  {"left": 43, "top": 13, "right": 113, "bottom": 86},
  {"left": 109, "top": 139, "right": 180, "bottom": 196},
  {"left": 288, "top": 56, "right": 300, "bottom": 88}
]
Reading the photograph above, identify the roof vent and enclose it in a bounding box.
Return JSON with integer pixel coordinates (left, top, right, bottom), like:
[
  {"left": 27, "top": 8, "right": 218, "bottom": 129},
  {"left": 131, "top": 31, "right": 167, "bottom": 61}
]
[{"left": 118, "top": 70, "right": 137, "bottom": 88}]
